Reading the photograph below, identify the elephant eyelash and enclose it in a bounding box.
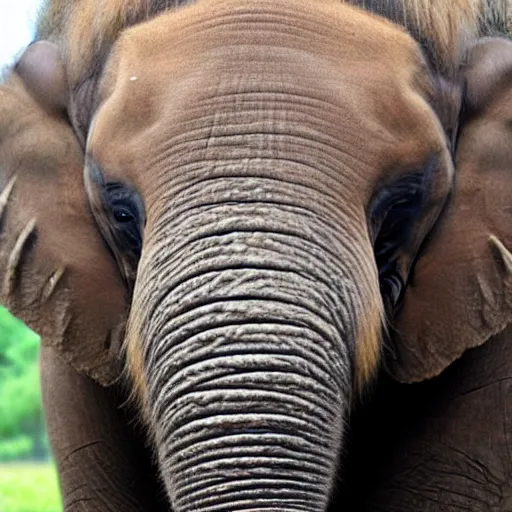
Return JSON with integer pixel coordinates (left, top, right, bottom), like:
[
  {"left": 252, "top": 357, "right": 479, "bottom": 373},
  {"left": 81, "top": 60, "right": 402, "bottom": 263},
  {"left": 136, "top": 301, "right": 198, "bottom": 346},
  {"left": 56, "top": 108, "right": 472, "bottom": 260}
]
[
  {"left": 370, "top": 172, "right": 428, "bottom": 258},
  {"left": 103, "top": 182, "right": 145, "bottom": 273},
  {"left": 369, "top": 168, "right": 432, "bottom": 314}
]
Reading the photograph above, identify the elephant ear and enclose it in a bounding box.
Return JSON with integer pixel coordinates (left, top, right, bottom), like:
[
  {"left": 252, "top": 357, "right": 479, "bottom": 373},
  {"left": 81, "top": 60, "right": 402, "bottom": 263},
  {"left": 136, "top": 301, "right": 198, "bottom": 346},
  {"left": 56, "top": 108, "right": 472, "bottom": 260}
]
[
  {"left": 387, "top": 37, "right": 512, "bottom": 383},
  {"left": 0, "top": 45, "right": 128, "bottom": 386},
  {"left": 15, "top": 42, "right": 69, "bottom": 114}
]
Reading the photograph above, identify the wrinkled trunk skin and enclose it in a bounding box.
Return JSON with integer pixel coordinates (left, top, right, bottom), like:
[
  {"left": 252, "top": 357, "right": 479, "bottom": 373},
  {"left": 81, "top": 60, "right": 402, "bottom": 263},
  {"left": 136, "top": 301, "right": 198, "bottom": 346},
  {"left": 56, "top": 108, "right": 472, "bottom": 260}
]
[
  {"left": 119, "top": 24, "right": 382, "bottom": 510},
  {"left": 130, "top": 161, "right": 374, "bottom": 512}
]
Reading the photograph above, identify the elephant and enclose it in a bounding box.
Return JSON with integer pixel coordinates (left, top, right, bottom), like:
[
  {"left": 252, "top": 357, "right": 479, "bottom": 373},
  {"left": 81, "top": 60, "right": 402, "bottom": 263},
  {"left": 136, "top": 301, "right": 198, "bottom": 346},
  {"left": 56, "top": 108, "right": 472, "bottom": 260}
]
[{"left": 0, "top": 0, "right": 510, "bottom": 511}]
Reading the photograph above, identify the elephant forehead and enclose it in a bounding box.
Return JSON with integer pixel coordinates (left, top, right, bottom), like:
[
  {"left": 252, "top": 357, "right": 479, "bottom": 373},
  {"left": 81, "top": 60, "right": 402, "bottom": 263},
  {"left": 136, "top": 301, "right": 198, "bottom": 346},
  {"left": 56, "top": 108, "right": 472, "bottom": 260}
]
[{"left": 89, "top": 0, "right": 444, "bottom": 186}]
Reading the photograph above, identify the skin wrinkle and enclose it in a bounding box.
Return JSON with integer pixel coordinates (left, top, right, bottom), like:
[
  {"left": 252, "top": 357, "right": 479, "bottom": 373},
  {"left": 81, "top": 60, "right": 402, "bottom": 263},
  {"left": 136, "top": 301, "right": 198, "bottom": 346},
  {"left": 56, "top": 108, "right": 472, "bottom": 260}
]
[
  {"left": 164, "top": 418, "right": 340, "bottom": 466},
  {"left": 144, "top": 290, "right": 347, "bottom": 377},
  {"left": 162, "top": 439, "right": 336, "bottom": 482},
  {"left": 143, "top": 176, "right": 366, "bottom": 242},
  {"left": 137, "top": 168, "right": 370, "bottom": 292},
  {"left": 143, "top": 298, "right": 354, "bottom": 396},
  {"left": 148, "top": 221, "right": 361, "bottom": 279},
  {"left": 148, "top": 335, "right": 348, "bottom": 421},
  {"left": 168, "top": 416, "right": 336, "bottom": 453},
  {"left": 148, "top": 162, "right": 366, "bottom": 234},
  {"left": 164, "top": 389, "right": 338, "bottom": 434},
  {"left": 148, "top": 300, "right": 346, "bottom": 364},
  {"left": 149, "top": 242, "right": 350, "bottom": 296},
  {"left": 177, "top": 476, "right": 327, "bottom": 493},
  {"left": 145, "top": 183, "right": 366, "bottom": 273},
  {"left": 144, "top": 296, "right": 354, "bottom": 396},
  {"left": 176, "top": 477, "right": 326, "bottom": 505},
  {"left": 140, "top": 255, "right": 358, "bottom": 388},
  {"left": 136, "top": 56, "right": 424, "bottom": 177},
  {"left": 152, "top": 180, "right": 347, "bottom": 225},
  {"left": 178, "top": 487, "right": 325, "bottom": 508},
  {"left": 144, "top": 115, "right": 378, "bottom": 185},
  {"left": 166, "top": 433, "right": 334, "bottom": 469},
  {"left": 151, "top": 349, "right": 346, "bottom": 409},
  {"left": 146, "top": 163, "right": 364, "bottom": 222},
  {"left": 141, "top": 230, "right": 360, "bottom": 340},
  {"left": 138, "top": 211, "right": 364, "bottom": 337},
  {"left": 162, "top": 380, "right": 344, "bottom": 444},
  {"left": 147, "top": 311, "right": 349, "bottom": 382},
  {"left": 176, "top": 475, "right": 328, "bottom": 501},
  {"left": 152, "top": 356, "right": 344, "bottom": 429},
  {"left": 167, "top": 452, "right": 333, "bottom": 483}
]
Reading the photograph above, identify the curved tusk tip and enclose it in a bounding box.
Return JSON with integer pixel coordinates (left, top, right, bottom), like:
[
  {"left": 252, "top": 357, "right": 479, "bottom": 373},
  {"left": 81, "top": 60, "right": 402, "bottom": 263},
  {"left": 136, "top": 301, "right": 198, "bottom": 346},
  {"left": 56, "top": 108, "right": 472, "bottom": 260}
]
[{"left": 489, "top": 235, "right": 512, "bottom": 276}]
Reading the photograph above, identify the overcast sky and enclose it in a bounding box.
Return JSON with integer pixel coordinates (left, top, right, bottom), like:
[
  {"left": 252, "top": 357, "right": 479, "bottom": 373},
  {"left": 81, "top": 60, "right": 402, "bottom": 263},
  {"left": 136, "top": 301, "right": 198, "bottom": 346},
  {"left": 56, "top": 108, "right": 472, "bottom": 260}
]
[{"left": 0, "top": 0, "right": 43, "bottom": 67}]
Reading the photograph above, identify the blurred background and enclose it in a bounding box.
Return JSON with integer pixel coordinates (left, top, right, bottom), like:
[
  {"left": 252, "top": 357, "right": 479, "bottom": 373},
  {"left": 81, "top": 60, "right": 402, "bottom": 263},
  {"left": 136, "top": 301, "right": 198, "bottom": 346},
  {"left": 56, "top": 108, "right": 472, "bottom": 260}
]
[{"left": 1, "top": 1, "right": 62, "bottom": 511}]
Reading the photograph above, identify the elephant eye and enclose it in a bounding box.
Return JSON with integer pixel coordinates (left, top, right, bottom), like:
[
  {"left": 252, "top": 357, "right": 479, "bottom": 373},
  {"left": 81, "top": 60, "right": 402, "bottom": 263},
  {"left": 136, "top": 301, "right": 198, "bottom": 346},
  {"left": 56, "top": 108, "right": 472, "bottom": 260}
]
[
  {"left": 369, "top": 168, "right": 432, "bottom": 315},
  {"left": 105, "top": 183, "right": 144, "bottom": 260},
  {"left": 112, "top": 206, "right": 135, "bottom": 223}
]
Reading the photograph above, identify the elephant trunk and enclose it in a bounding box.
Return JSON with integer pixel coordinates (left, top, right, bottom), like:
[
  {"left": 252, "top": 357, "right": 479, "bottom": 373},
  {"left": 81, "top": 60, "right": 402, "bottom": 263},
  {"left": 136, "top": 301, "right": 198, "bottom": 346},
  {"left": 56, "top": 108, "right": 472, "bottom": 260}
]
[{"left": 127, "top": 169, "right": 381, "bottom": 511}]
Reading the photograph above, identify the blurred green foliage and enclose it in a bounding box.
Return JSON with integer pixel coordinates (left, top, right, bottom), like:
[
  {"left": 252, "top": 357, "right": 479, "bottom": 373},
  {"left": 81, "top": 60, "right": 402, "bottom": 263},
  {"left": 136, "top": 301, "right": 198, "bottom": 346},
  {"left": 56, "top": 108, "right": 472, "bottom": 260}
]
[
  {"left": 0, "top": 307, "right": 61, "bottom": 511},
  {"left": 0, "top": 463, "right": 61, "bottom": 512},
  {"left": 0, "top": 307, "right": 48, "bottom": 461}
]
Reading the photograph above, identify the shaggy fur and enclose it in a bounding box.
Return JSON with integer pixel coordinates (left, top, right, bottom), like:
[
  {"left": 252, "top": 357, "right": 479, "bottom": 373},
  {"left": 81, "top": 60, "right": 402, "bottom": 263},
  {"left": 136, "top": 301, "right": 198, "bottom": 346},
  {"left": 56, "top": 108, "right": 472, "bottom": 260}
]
[
  {"left": 36, "top": 0, "right": 510, "bottom": 85},
  {"left": 352, "top": 1, "right": 510, "bottom": 74}
]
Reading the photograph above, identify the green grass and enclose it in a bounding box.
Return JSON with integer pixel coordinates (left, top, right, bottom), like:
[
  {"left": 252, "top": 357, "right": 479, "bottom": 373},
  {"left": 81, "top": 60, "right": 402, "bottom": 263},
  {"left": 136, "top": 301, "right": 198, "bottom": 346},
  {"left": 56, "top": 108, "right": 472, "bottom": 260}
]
[{"left": 0, "top": 463, "right": 61, "bottom": 512}]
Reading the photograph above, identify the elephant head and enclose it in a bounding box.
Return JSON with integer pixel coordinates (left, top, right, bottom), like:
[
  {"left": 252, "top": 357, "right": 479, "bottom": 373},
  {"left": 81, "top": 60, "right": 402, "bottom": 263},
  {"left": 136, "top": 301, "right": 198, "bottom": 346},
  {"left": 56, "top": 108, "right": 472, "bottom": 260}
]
[{"left": 0, "top": 0, "right": 469, "bottom": 510}]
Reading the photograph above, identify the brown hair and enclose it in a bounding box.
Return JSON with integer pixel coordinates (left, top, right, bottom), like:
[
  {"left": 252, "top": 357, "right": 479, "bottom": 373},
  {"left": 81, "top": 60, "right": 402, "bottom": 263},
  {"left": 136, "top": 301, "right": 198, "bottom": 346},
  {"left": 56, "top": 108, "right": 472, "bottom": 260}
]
[
  {"left": 37, "top": 1, "right": 185, "bottom": 84},
  {"left": 37, "top": 1, "right": 510, "bottom": 79},
  {"left": 350, "top": 0, "right": 510, "bottom": 75}
]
